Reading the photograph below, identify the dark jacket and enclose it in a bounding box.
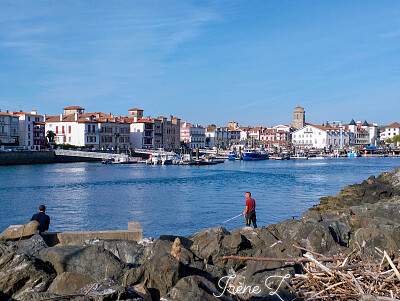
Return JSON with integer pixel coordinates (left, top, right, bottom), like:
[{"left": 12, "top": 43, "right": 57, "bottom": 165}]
[{"left": 31, "top": 212, "right": 50, "bottom": 232}]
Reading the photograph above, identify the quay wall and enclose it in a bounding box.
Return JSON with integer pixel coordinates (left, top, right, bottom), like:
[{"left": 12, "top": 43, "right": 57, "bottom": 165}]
[
  {"left": 0, "top": 150, "right": 101, "bottom": 165},
  {"left": 0, "top": 151, "right": 56, "bottom": 165}
]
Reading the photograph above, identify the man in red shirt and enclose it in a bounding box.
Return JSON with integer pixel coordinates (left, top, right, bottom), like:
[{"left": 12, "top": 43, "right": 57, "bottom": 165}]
[{"left": 243, "top": 191, "right": 257, "bottom": 228}]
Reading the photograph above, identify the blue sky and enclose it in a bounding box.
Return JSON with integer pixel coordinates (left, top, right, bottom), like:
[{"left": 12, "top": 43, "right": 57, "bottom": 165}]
[{"left": 0, "top": 1, "right": 399, "bottom": 126}]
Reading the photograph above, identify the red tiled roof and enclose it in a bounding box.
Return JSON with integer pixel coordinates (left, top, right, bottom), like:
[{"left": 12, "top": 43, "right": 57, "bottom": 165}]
[
  {"left": 63, "top": 106, "right": 85, "bottom": 110},
  {"left": 294, "top": 106, "right": 304, "bottom": 109},
  {"left": 386, "top": 122, "right": 400, "bottom": 128},
  {"left": 10, "top": 111, "right": 41, "bottom": 116},
  {"left": 128, "top": 108, "right": 143, "bottom": 111}
]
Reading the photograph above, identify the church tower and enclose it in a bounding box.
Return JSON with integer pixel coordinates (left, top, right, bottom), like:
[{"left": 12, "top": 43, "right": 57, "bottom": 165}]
[{"left": 292, "top": 106, "right": 305, "bottom": 129}]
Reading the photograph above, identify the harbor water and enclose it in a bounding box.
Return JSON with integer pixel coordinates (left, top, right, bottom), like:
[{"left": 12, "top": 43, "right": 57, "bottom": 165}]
[{"left": 1, "top": 157, "right": 399, "bottom": 238}]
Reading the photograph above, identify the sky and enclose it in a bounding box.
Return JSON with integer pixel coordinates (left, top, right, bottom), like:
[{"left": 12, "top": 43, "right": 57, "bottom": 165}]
[{"left": 0, "top": 1, "right": 399, "bottom": 126}]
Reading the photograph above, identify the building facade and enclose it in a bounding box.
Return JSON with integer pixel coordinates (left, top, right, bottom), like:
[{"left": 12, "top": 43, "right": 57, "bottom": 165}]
[
  {"left": 11, "top": 110, "right": 45, "bottom": 150},
  {"left": 0, "top": 111, "right": 19, "bottom": 146},
  {"left": 381, "top": 122, "right": 400, "bottom": 141},
  {"left": 292, "top": 124, "right": 351, "bottom": 149},
  {"left": 180, "top": 122, "right": 206, "bottom": 149}
]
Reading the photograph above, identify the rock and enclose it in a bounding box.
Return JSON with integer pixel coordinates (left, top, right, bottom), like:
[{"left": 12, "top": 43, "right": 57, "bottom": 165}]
[
  {"left": 349, "top": 203, "right": 400, "bottom": 225},
  {"left": 84, "top": 238, "right": 146, "bottom": 267},
  {"left": 16, "top": 233, "right": 48, "bottom": 256},
  {"left": 161, "top": 275, "right": 217, "bottom": 301},
  {"left": 0, "top": 220, "right": 41, "bottom": 242},
  {"left": 0, "top": 251, "right": 55, "bottom": 300},
  {"left": 170, "top": 237, "right": 181, "bottom": 261},
  {"left": 349, "top": 226, "right": 400, "bottom": 253},
  {"left": 301, "top": 210, "right": 322, "bottom": 222},
  {"left": 39, "top": 245, "right": 127, "bottom": 283},
  {"left": 151, "top": 235, "right": 195, "bottom": 265},
  {"left": 190, "top": 226, "right": 251, "bottom": 265},
  {"left": 312, "top": 167, "right": 400, "bottom": 214},
  {"left": 319, "top": 220, "right": 351, "bottom": 246},
  {"left": 274, "top": 219, "right": 337, "bottom": 255},
  {"left": 231, "top": 226, "right": 277, "bottom": 249},
  {"left": 123, "top": 253, "right": 189, "bottom": 300},
  {"left": 132, "top": 283, "right": 152, "bottom": 301},
  {"left": 47, "top": 272, "right": 94, "bottom": 295}
]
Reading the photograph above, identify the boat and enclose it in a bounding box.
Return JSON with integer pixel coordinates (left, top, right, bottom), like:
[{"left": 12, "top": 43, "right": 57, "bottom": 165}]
[
  {"left": 228, "top": 151, "right": 240, "bottom": 160},
  {"left": 347, "top": 150, "right": 360, "bottom": 157},
  {"left": 161, "top": 153, "right": 174, "bottom": 165},
  {"left": 195, "top": 159, "right": 218, "bottom": 165},
  {"left": 242, "top": 149, "right": 269, "bottom": 160}
]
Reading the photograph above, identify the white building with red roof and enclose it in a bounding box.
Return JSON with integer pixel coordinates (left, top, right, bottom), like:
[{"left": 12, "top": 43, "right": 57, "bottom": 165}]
[
  {"left": 9, "top": 110, "right": 45, "bottom": 150},
  {"left": 381, "top": 122, "right": 400, "bottom": 141},
  {"left": 292, "top": 123, "right": 351, "bottom": 149},
  {"left": 45, "top": 107, "right": 130, "bottom": 150}
]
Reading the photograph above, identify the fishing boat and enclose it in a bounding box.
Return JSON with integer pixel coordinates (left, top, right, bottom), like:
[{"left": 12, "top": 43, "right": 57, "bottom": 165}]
[
  {"left": 228, "top": 151, "right": 241, "bottom": 160},
  {"left": 195, "top": 159, "right": 218, "bottom": 165},
  {"left": 242, "top": 149, "right": 269, "bottom": 160},
  {"left": 161, "top": 153, "right": 174, "bottom": 165}
]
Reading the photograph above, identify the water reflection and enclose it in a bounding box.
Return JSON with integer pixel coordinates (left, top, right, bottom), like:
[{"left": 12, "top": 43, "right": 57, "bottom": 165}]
[{"left": 0, "top": 158, "right": 399, "bottom": 238}]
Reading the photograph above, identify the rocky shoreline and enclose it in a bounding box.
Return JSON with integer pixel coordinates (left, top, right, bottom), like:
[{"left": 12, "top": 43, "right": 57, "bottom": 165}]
[{"left": 0, "top": 166, "right": 399, "bottom": 301}]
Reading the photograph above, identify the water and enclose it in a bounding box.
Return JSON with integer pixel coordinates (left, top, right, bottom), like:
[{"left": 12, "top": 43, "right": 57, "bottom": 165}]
[{"left": 0, "top": 158, "right": 399, "bottom": 238}]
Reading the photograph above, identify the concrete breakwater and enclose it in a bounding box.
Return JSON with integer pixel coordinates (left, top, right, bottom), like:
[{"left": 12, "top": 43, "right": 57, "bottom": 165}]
[
  {"left": 0, "top": 166, "right": 399, "bottom": 300},
  {"left": 0, "top": 150, "right": 108, "bottom": 165}
]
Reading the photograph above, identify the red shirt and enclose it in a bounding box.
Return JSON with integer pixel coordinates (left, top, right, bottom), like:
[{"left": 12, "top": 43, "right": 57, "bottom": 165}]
[{"left": 246, "top": 197, "right": 255, "bottom": 212}]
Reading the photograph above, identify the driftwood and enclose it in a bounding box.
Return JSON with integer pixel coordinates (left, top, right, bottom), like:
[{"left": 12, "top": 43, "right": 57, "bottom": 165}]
[
  {"left": 291, "top": 246, "right": 400, "bottom": 300},
  {"left": 222, "top": 255, "right": 344, "bottom": 262}
]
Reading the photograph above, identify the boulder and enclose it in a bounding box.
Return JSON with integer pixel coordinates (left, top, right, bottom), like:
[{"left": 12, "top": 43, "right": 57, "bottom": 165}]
[
  {"left": 131, "top": 283, "right": 152, "bottom": 301},
  {"left": 16, "top": 233, "right": 48, "bottom": 256},
  {"left": 39, "top": 245, "right": 127, "bottom": 283},
  {"left": 84, "top": 238, "right": 146, "bottom": 267},
  {"left": 0, "top": 220, "right": 40, "bottom": 242},
  {"left": 123, "top": 253, "right": 189, "bottom": 300},
  {"left": 349, "top": 226, "right": 400, "bottom": 254},
  {"left": 151, "top": 235, "right": 195, "bottom": 265},
  {"left": 189, "top": 226, "right": 251, "bottom": 265},
  {"left": 161, "top": 275, "right": 217, "bottom": 301},
  {"left": 0, "top": 251, "right": 55, "bottom": 300},
  {"left": 47, "top": 272, "right": 94, "bottom": 295}
]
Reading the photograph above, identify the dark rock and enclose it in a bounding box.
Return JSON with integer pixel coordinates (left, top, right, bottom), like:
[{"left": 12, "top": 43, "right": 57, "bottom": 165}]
[
  {"left": 319, "top": 220, "right": 351, "bottom": 246},
  {"left": 301, "top": 210, "right": 322, "bottom": 222},
  {"left": 190, "top": 226, "right": 251, "bottom": 265},
  {"left": 84, "top": 238, "right": 146, "bottom": 267},
  {"left": 151, "top": 235, "right": 195, "bottom": 265},
  {"left": 123, "top": 253, "right": 189, "bottom": 299},
  {"left": 0, "top": 220, "right": 41, "bottom": 242},
  {"left": 47, "top": 272, "right": 94, "bottom": 295},
  {"left": 161, "top": 275, "right": 217, "bottom": 301},
  {"left": 39, "top": 245, "right": 127, "bottom": 283},
  {"left": 16, "top": 233, "right": 48, "bottom": 257},
  {"left": 0, "top": 251, "right": 55, "bottom": 300},
  {"left": 349, "top": 226, "right": 400, "bottom": 253},
  {"left": 231, "top": 226, "right": 277, "bottom": 249}
]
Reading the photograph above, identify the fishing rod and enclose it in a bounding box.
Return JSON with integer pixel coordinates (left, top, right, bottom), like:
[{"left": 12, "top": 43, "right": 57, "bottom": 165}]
[{"left": 222, "top": 213, "right": 243, "bottom": 224}]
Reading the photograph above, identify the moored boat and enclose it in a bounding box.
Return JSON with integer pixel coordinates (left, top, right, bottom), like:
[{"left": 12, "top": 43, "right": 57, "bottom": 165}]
[{"left": 242, "top": 149, "right": 269, "bottom": 160}]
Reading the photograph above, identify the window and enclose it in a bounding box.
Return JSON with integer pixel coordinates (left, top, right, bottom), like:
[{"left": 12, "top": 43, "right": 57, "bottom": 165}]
[
  {"left": 62, "top": 126, "right": 65, "bottom": 134},
  {"left": 69, "top": 126, "right": 71, "bottom": 134},
  {"left": 56, "top": 126, "right": 58, "bottom": 134}
]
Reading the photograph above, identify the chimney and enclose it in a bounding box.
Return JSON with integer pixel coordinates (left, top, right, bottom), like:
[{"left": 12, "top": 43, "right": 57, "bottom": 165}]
[
  {"left": 109, "top": 112, "right": 114, "bottom": 118},
  {"left": 114, "top": 117, "right": 117, "bottom": 123},
  {"left": 59, "top": 114, "right": 63, "bottom": 121},
  {"left": 133, "top": 116, "right": 138, "bottom": 122},
  {"left": 169, "top": 115, "right": 173, "bottom": 122},
  {"left": 74, "top": 113, "right": 78, "bottom": 121},
  {"left": 43, "top": 114, "right": 46, "bottom": 121},
  {"left": 96, "top": 113, "right": 101, "bottom": 119},
  {"left": 31, "top": 110, "right": 37, "bottom": 115}
]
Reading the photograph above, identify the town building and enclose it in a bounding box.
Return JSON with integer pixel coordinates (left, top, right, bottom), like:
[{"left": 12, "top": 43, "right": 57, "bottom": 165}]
[
  {"left": 292, "top": 106, "right": 306, "bottom": 129},
  {"left": 247, "top": 126, "right": 265, "bottom": 142},
  {"left": 180, "top": 122, "right": 206, "bottom": 149},
  {"left": 156, "top": 115, "right": 181, "bottom": 150},
  {"left": 205, "top": 126, "right": 231, "bottom": 148},
  {"left": 381, "top": 122, "right": 400, "bottom": 141},
  {"left": 45, "top": 106, "right": 130, "bottom": 150},
  {"left": 346, "top": 119, "right": 378, "bottom": 147},
  {"left": 10, "top": 110, "right": 45, "bottom": 150},
  {"left": 292, "top": 123, "right": 351, "bottom": 149},
  {"left": 0, "top": 111, "right": 19, "bottom": 147}
]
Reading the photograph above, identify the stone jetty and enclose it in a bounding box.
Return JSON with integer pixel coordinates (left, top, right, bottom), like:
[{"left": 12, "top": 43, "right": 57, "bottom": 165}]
[{"left": 0, "top": 166, "right": 399, "bottom": 300}]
